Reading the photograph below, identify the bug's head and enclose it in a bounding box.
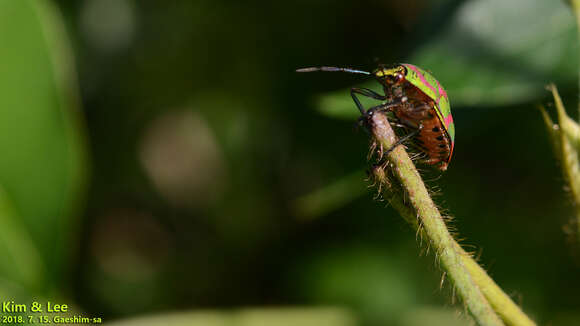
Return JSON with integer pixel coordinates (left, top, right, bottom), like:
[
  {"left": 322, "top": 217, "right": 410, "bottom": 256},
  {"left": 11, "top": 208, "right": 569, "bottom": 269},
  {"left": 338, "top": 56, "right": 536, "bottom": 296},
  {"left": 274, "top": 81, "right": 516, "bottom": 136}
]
[{"left": 373, "top": 65, "right": 406, "bottom": 86}]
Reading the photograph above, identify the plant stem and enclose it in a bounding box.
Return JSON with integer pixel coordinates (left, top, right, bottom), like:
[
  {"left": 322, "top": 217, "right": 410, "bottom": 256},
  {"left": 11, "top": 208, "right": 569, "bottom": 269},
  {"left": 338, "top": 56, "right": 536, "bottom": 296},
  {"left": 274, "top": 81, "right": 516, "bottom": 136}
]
[
  {"left": 368, "top": 111, "right": 535, "bottom": 326},
  {"left": 374, "top": 168, "right": 536, "bottom": 326},
  {"left": 373, "top": 167, "right": 536, "bottom": 326},
  {"left": 546, "top": 84, "right": 580, "bottom": 245}
]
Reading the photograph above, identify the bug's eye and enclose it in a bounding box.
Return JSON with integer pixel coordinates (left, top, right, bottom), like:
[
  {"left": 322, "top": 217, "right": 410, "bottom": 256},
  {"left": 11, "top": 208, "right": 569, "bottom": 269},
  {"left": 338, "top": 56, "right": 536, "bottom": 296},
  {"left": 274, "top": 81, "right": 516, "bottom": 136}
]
[
  {"left": 394, "top": 73, "right": 404, "bottom": 84},
  {"left": 385, "top": 73, "right": 404, "bottom": 85}
]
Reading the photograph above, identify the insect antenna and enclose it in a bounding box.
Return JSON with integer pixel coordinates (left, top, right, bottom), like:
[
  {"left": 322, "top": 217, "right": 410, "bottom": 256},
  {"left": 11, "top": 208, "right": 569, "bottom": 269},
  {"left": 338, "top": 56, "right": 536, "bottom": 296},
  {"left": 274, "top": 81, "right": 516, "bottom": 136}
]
[{"left": 296, "top": 66, "right": 371, "bottom": 75}]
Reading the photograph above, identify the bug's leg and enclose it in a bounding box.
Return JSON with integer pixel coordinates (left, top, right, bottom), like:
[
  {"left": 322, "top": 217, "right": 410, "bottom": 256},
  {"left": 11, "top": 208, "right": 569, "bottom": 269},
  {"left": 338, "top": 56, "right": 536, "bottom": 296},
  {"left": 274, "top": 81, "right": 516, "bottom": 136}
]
[
  {"left": 384, "top": 124, "right": 423, "bottom": 156},
  {"left": 351, "top": 87, "right": 386, "bottom": 100},
  {"left": 350, "top": 87, "right": 387, "bottom": 115},
  {"left": 389, "top": 121, "right": 408, "bottom": 128},
  {"left": 364, "top": 96, "right": 407, "bottom": 115},
  {"left": 357, "top": 100, "right": 405, "bottom": 129}
]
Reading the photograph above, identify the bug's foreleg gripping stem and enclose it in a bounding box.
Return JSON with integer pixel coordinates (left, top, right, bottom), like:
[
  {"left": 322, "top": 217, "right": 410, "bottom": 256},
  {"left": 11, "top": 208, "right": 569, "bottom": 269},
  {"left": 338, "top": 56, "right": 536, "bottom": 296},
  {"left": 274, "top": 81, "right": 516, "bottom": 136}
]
[{"left": 350, "top": 87, "right": 387, "bottom": 115}]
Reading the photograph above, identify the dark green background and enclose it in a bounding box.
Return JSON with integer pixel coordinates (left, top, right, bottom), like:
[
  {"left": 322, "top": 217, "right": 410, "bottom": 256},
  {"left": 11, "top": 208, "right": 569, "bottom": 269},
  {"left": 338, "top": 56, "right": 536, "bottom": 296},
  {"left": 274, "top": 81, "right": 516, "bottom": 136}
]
[{"left": 0, "top": 0, "right": 578, "bottom": 325}]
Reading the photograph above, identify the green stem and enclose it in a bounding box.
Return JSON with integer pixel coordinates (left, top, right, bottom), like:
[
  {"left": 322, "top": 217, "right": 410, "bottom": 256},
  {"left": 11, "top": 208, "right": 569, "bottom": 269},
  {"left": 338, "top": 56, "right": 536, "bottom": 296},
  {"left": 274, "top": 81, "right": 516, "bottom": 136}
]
[
  {"left": 546, "top": 84, "right": 580, "bottom": 245},
  {"left": 372, "top": 167, "right": 536, "bottom": 326},
  {"left": 368, "top": 112, "right": 534, "bottom": 326}
]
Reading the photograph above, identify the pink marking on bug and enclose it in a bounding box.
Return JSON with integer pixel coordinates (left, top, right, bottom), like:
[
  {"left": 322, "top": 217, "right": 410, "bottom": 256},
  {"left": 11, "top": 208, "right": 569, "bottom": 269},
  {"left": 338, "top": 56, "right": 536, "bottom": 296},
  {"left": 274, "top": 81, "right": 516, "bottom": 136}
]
[
  {"left": 406, "top": 64, "right": 438, "bottom": 100},
  {"left": 406, "top": 64, "right": 450, "bottom": 120},
  {"left": 445, "top": 113, "right": 455, "bottom": 154},
  {"left": 436, "top": 79, "right": 447, "bottom": 101},
  {"left": 444, "top": 113, "right": 454, "bottom": 129}
]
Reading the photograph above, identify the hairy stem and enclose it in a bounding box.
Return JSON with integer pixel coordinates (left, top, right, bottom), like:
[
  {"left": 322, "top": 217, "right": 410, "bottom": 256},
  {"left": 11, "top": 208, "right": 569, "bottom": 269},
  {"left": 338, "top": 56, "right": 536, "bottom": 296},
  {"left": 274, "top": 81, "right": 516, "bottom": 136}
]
[
  {"left": 372, "top": 167, "right": 536, "bottom": 326},
  {"left": 545, "top": 84, "right": 580, "bottom": 245},
  {"left": 368, "top": 111, "right": 535, "bottom": 326}
]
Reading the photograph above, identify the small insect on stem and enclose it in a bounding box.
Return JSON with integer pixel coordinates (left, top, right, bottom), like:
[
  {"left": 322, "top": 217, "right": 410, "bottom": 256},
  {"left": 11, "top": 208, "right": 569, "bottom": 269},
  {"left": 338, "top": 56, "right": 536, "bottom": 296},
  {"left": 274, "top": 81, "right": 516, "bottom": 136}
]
[{"left": 297, "top": 63, "right": 455, "bottom": 171}]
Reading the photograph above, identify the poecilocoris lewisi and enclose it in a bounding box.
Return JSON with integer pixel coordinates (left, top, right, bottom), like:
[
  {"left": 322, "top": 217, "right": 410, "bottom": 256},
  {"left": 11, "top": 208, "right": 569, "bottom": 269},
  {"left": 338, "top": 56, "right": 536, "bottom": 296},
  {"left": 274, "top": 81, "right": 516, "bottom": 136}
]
[{"left": 297, "top": 64, "right": 454, "bottom": 171}]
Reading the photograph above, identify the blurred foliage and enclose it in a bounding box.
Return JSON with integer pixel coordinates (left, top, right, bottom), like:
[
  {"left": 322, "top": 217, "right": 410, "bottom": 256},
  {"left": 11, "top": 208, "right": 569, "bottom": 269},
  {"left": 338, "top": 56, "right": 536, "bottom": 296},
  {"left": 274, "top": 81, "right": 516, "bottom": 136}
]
[
  {"left": 106, "top": 308, "right": 357, "bottom": 326},
  {"left": 0, "top": 0, "right": 577, "bottom": 325},
  {"left": 317, "top": 0, "right": 577, "bottom": 119},
  {"left": 0, "top": 0, "right": 86, "bottom": 300}
]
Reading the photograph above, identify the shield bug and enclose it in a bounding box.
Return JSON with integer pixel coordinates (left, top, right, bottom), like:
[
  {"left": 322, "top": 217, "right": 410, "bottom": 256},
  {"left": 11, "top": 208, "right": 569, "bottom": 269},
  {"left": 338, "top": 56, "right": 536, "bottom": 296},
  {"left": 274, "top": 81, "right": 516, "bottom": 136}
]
[{"left": 296, "top": 64, "right": 454, "bottom": 171}]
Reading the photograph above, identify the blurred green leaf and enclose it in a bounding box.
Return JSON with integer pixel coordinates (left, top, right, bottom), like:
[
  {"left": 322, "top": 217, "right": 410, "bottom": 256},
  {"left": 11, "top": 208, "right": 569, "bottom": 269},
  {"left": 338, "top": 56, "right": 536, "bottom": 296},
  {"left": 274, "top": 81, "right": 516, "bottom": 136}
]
[
  {"left": 0, "top": 0, "right": 87, "bottom": 290},
  {"left": 233, "top": 308, "right": 356, "bottom": 326},
  {"left": 293, "top": 170, "right": 368, "bottom": 219},
  {"left": 0, "top": 187, "right": 44, "bottom": 291},
  {"left": 105, "top": 308, "right": 357, "bottom": 326},
  {"left": 548, "top": 311, "right": 580, "bottom": 326},
  {"left": 296, "top": 247, "right": 419, "bottom": 324},
  {"left": 398, "top": 306, "right": 471, "bottom": 326},
  {"left": 412, "top": 0, "right": 576, "bottom": 106},
  {"left": 316, "top": 0, "right": 577, "bottom": 119}
]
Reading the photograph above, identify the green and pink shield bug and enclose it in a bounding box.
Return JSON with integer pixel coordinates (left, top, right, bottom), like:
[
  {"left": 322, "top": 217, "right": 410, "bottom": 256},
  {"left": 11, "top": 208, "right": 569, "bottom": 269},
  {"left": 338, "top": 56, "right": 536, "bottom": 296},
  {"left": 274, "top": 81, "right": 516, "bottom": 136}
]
[{"left": 297, "top": 63, "right": 455, "bottom": 171}]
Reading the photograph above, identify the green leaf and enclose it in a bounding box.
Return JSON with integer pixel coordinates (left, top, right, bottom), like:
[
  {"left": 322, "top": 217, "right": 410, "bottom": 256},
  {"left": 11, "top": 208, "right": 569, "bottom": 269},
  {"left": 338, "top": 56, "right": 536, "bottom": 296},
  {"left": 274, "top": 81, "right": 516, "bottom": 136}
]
[
  {"left": 398, "top": 306, "right": 471, "bottom": 326},
  {"left": 105, "top": 308, "right": 357, "bottom": 326},
  {"left": 412, "top": 0, "right": 576, "bottom": 106},
  {"left": 316, "top": 0, "right": 577, "bottom": 119},
  {"left": 295, "top": 247, "right": 419, "bottom": 323},
  {"left": 0, "top": 0, "right": 87, "bottom": 289},
  {"left": 0, "top": 187, "right": 44, "bottom": 291},
  {"left": 293, "top": 170, "right": 368, "bottom": 219}
]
